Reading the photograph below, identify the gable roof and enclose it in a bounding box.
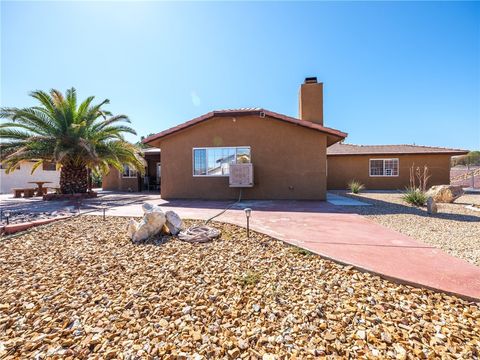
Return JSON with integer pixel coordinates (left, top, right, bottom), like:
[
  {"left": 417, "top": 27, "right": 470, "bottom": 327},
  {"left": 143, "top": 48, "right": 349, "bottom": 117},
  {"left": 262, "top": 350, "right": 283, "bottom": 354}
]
[
  {"left": 143, "top": 108, "right": 347, "bottom": 146},
  {"left": 327, "top": 143, "right": 469, "bottom": 156}
]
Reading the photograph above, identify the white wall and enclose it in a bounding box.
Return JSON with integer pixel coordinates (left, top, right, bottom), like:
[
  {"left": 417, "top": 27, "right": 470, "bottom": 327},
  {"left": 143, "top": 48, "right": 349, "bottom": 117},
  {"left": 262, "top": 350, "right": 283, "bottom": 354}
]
[{"left": 0, "top": 161, "right": 60, "bottom": 194}]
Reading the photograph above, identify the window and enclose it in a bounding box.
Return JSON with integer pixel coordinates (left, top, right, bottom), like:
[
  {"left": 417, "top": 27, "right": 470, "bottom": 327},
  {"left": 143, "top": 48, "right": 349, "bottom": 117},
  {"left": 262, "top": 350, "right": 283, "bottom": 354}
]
[
  {"left": 42, "top": 162, "right": 57, "bottom": 171},
  {"left": 122, "top": 165, "right": 137, "bottom": 178},
  {"left": 369, "top": 158, "right": 399, "bottom": 177},
  {"left": 193, "top": 147, "right": 251, "bottom": 176}
]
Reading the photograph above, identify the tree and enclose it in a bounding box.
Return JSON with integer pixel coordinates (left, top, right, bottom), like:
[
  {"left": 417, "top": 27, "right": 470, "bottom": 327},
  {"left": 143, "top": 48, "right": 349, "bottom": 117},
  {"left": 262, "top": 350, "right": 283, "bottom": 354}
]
[
  {"left": 452, "top": 151, "right": 480, "bottom": 167},
  {"left": 0, "top": 88, "right": 144, "bottom": 194},
  {"left": 136, "top": 133, "right": 156, "bottom": 149}
]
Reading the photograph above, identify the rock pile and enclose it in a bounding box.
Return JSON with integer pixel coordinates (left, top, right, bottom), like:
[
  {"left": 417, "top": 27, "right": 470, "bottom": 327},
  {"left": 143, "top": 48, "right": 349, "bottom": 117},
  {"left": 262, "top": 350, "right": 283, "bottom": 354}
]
[{"left": 126, "top": 203, "right": 183, "bottom": 242}]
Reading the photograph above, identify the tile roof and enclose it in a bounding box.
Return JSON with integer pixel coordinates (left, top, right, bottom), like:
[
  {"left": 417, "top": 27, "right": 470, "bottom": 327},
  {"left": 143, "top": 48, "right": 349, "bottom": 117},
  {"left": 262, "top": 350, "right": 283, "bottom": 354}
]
[
  {"left": 327, "top": 143, "right": 469, "bottom": 156},
  {"left": 142, "top": 108, "right": 347, "bottom": 145}
]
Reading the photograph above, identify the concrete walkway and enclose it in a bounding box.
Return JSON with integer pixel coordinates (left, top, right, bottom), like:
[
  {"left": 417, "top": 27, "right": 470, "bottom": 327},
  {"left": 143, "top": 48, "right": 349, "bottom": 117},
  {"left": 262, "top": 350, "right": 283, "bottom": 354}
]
[{"left": 89, "top": 197, "right": 480, "bottom": 301}]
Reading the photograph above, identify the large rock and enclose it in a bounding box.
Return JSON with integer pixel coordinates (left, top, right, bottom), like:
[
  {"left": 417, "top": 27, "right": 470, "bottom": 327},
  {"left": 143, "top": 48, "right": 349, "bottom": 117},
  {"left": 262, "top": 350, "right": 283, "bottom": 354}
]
[
  {"left": 426, "top": 185, "right": 464, "bottom": 203},
  {"left": 426, "top": 197, "right": 437, "bottom": 214},
  {"left": 165, "top": 210, "right": 184, "bottom": 235},
  {"left": 127, "top": 203, "right": 166, "bottom": 242}
]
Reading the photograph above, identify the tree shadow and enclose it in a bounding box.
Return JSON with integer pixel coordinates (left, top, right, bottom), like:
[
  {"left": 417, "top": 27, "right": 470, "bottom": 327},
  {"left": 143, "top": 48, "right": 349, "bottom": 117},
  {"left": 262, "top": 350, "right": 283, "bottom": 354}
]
[{"left": 332, "top": 191, "right": 480, "bottom": 223}]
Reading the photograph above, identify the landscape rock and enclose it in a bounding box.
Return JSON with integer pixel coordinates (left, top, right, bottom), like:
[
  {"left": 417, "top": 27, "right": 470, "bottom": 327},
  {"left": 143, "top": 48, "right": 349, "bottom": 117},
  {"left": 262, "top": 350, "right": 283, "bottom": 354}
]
[
  {"left": 0, "top": 216, "right": 479, "bottom": 359},
  {"left": 426, "top": 197, "right": 438, "bottom": 214},
  {"left": 127, "top": 203, "right": 166, "bottom": 242},
  {"left": 165, "top": 210, "right": 184, "bottom": 235},
  {"left": 426, "top": 185, "right": 464, "bottom": 203}
]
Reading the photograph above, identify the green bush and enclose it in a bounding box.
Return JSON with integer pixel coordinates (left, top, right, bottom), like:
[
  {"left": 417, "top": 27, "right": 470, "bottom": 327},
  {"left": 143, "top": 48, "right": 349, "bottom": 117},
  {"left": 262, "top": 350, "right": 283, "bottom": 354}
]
[
  {"left": 402, "top": 187, "right": 427, "bottom": 206},
  {"left": 347, "top": 180, "right": 365, "bottom": 194}
]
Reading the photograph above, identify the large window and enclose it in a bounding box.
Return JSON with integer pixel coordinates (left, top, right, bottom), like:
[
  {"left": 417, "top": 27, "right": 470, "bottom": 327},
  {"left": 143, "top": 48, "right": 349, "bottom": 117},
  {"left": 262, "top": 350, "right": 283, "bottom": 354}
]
[
  {"left": 369, "top": 158, "right": 399, "bottom": 177},
  {"left": 122, "top": 165, "right": 137, "bottom": 178},
  {"left": 193, "top": 147, "right": 251, "bottom": 176}
]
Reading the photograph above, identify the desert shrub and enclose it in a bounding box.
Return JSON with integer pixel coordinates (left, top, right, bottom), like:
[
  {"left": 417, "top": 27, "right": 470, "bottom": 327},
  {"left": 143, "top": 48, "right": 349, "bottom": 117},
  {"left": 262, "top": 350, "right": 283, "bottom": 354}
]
[
  {"left": 237, "top": 270, "right": 261, "bottom": 287},
  {"left": 291, "top": 246, "right": 313, "bottom": 256},
  {"left": 402, "top": 187, "right": 427, "bottom": 206},
  {"left": 347, "top": 180, "right": 365, "bottom": 194}
]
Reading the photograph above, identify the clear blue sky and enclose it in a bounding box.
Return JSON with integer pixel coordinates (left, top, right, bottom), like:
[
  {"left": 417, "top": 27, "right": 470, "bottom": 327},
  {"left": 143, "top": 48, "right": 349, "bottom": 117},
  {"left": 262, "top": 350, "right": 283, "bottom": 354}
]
[{"left": 1, "top": 1, "right": 479, "bottom": 149}]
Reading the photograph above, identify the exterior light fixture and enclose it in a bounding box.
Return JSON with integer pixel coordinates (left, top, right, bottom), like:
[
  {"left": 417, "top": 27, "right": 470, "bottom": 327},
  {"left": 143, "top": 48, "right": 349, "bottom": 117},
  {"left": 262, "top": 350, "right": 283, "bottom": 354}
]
[
  {"left": 102, "top": 204, "right": 107, "bottom": 221},
  {"left": 4, "top": 211, "right": 11, "bottom": 225},
  {"left": 244, "top": 208, "right": 252, "bottom": 238}
]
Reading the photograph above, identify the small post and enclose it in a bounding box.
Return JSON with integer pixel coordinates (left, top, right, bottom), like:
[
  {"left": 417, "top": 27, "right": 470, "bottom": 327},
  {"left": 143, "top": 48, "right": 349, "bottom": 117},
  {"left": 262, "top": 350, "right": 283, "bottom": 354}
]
[
  {"left": 102, "top": 204, "right": 106, "bottom": 221},
  {"left": 244, "top": 208, "right": 252, "bottom": 238},
  {"left": 4, "top": 211, "right": 10, "bottom": 225}
]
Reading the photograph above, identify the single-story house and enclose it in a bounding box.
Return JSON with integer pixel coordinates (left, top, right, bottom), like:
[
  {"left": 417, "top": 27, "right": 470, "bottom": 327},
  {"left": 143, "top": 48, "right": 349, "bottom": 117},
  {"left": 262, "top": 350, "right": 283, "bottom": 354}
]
[
  {"left": 327, "top": 143, "right": 467, "bottom": 190},
  {"left": 0, "top": 161, "right": 60, "bottom": 194},
  {"left": 102, "top": 148, "right": 161, "bottom": 192},
  {"left": 103, "top": 77, "right": 468, "bottom": 199}
]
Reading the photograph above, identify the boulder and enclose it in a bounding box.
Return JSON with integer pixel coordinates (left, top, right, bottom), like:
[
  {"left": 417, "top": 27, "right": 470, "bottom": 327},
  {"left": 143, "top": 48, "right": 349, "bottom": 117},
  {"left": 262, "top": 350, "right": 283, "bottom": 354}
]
[
  {"left": 127, "top": 203, "right": 166, "bottom": 242},
  {"left": 165, "top": 210, "right": 184, "bottom": 235},
  {"left": 426, "top": 185, "right": 464, "bottom": 203},
  {"left": 426, "top": 197, "right": 437, "bottom": 214}
]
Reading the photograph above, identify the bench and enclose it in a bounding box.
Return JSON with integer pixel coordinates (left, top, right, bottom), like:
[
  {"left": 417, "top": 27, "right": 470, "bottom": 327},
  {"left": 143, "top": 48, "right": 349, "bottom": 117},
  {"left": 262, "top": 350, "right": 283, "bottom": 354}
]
[{"left": 12, "top": 188, "right": 37, "bottom": 198}]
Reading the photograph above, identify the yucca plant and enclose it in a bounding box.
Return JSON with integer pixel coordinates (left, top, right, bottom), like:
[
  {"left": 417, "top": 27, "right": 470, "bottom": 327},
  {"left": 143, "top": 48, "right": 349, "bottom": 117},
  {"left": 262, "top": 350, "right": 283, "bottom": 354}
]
[
  {"left": 0, "top": 88, "right": 144, "bottom": 194},
  {"left": 402, "top": 187, "right": 428, "bottom": 206},
  {"left": 347, "top": 180, "right": 365, "bottom": 194}
]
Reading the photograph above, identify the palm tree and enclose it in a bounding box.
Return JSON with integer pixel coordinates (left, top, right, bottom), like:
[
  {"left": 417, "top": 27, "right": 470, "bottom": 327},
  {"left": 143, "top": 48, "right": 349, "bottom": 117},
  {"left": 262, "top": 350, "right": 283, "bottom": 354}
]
[{"left": 0, "top": 88, "right": 144, "bottom": 194}]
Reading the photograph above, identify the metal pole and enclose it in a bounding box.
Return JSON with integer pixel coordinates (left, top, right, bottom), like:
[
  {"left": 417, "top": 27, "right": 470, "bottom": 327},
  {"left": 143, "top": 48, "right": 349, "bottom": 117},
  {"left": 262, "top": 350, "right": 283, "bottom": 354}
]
[{"left": 247, "top": 216, "right": 250, "bottom": 238}]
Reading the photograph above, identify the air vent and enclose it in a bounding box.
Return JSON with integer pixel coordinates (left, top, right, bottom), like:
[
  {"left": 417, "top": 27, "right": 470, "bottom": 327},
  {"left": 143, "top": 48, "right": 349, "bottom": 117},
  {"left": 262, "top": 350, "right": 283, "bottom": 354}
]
[{"left": 229, "top": 163, "right": 254, "bottom": 188}]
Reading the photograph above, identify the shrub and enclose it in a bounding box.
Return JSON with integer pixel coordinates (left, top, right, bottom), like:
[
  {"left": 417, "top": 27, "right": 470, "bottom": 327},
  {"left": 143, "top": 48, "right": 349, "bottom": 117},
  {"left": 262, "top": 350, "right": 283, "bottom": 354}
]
[
  {"left": 291, "top": 246, "right": 313, "bottom": 256},
  {"left": 402, "top": 187, "right": 427, "bottom": 206},
  {"left": 347, "top": 180, "right": 365, "bottom": 194},
  {"left": 237, "top": 270, "right": 261, "bottom": 287}
]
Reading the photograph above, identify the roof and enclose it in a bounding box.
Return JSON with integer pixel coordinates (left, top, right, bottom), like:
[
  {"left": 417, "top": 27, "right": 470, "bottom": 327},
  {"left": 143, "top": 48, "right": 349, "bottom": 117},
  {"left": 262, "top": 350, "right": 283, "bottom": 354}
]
[
  {"left": 142, "top": 108, "right": 347, "bottom": 146},
  {"left": 327, "top": 143, "right": 469, "bottom": 156}
]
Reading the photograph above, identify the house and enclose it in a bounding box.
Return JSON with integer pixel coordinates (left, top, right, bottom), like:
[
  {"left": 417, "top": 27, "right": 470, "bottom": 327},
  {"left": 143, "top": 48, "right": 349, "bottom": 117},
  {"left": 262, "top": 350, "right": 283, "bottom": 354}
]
[
  {"left": 0, "top": 161, "right": 60, "bottom": 194},
  {"left": 327, "top": 143, "right": 467, "bottom": 190},
  {"left": 104, "top": 77, "right": 468, "bottom": 199},
  {"left": 102, "top": 148, "right": 161, "bottom": 192}
]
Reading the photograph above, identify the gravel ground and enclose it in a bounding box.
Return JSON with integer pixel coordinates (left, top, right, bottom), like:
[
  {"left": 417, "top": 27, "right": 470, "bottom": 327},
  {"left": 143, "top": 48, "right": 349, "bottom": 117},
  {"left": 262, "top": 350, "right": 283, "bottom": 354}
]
[
  {"left": 333, "top": 191, "right": 480, "bottom": 266},
  {"left": 0, "top": 217, "right": 479, "bottom": 359}
]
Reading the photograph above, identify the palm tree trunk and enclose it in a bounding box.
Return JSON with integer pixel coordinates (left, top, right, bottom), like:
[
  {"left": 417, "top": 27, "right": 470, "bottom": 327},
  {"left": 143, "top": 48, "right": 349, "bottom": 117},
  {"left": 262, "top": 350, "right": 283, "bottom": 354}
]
[
  {"left": 60, "top": 163, "right": 88, "bottom": 194},
  {"left": 87, "top": 168, "right": 92, "bottom": 192}
]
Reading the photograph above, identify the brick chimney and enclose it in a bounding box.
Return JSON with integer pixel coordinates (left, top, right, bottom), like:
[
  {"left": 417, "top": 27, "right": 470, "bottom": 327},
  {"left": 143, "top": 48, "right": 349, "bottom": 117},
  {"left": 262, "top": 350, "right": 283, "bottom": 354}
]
[{"left": 298, "top": 77, "right": 323, "bottom": 125}]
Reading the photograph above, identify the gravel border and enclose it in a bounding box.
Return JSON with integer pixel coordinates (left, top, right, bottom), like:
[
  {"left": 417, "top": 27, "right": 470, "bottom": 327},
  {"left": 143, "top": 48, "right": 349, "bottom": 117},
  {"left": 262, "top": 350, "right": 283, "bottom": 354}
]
[{"left": 332, "top": 191, "right": 480, "bottom": 266}]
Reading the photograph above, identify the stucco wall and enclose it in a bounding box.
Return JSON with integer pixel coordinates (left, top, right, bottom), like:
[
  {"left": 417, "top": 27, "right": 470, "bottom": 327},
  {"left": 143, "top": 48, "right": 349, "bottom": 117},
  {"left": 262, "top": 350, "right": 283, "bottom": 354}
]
[
  {"left": 102, "top": 167, "right": 140, "bottom": 192},
  {"left": 327, "top": 154, "right": 452, "bottom": 190},
  {"left": 0, "top": 161, "right": 60, "bottom": 194},
  {"left": 149, "top": 115, "right": 328, "bottom": 200}
]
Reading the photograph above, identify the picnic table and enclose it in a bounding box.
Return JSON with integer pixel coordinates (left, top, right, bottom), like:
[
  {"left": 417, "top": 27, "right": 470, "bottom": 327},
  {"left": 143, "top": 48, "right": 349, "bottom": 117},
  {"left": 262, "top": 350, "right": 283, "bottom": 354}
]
[{"left": 28, "top": 181, "right": 52, "bottom": 196}]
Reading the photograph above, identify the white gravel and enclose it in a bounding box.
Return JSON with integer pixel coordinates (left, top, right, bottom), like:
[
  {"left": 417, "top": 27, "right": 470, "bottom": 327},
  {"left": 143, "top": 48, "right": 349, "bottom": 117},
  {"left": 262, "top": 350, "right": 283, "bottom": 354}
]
[{"left": 333, "top": 191, "right": 480, "bottom": 266}]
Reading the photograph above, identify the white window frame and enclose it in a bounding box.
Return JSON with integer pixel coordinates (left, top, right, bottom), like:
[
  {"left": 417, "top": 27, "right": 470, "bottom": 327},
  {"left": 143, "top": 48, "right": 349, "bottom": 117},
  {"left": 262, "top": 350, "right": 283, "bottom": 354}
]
[
  {"left": 192, "top": 146, "right": 251, "bottom": 177},
  {"left": 369, "top": 158, "right": 399, "bottom": 177},
  {"left": 122, "top": 165, "right": 137, "bottom": 178}
]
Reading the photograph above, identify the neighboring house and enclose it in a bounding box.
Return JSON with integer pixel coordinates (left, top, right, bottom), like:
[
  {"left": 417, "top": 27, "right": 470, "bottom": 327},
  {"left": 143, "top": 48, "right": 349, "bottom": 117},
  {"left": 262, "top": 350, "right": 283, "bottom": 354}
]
[
  {"left": 106, "top": 77, "right": 468, "bottom": 199},
  {"left": 0, "top": 161, "right": 60, "bottom": 194},
  {"left": 102, "top": 148, "right": 161, "bottom": 192},
  {"left": 327, "top": 144, "right": 467, "bottom": 190}
]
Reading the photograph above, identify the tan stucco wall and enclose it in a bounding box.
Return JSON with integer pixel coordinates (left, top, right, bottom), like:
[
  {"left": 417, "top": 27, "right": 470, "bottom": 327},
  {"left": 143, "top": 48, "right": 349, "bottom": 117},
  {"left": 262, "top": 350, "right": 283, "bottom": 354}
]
[
  {"left": 102, "top": 168, "right": 140, "bottom": 192},
  {"left": 149, "top": 115, "right": 328, "bottom": 200},
  {"left": 327, "top": 154, "right": 452, "bottom": 190}
]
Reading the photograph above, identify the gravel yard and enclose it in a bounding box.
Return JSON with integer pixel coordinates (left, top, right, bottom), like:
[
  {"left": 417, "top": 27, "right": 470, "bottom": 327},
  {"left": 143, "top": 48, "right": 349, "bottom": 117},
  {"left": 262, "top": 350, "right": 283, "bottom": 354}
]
[
  {"left": 334, "top": 191, "right": 480, "bottom": 267},
  {"left": 0, "top": 217, "right": 479, "bottom": 359}
]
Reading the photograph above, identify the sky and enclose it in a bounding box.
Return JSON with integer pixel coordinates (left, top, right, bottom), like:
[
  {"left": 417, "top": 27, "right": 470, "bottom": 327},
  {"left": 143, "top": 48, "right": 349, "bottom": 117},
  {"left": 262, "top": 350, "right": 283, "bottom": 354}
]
[{"left": 1, "top": 1, "right": 479, "bottom": 150}]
